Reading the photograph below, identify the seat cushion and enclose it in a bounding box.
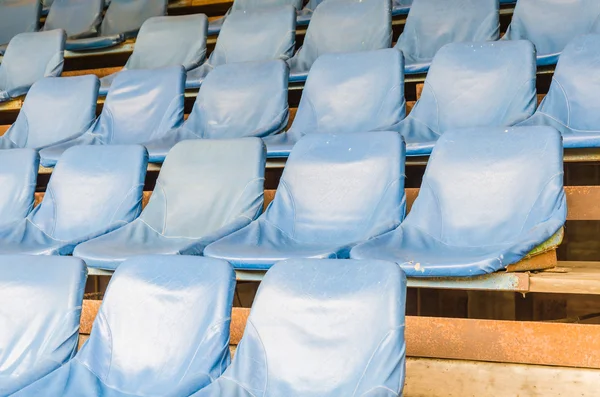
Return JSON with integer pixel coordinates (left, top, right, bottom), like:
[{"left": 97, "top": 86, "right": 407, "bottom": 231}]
[
  {"left": 0, "top": 149, "right": 38, "bottom": 225},
  {"left": 0, "top": 0, "right": 40, "bottom": 46},
  {"left": 43, "top": 0, "right": 103, "bottom": 39}
]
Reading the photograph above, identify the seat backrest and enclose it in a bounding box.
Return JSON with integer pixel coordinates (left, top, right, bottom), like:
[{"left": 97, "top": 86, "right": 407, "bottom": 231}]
[
  {"left": 231, "top": 0, "right": 303, "bottom": 11},
  {"left": 0, "top": 30, "right": 65, "bottom": 97},
  {"left": 208, "top": 6, "right": 296, "bottom": 67},
  {"left": 185, "top": 60, "right": 288, "bottom": 139},
  {"left": 0, "top": 149, "right": 38, "bottom": 225},
  {"left": 0, "top": 256, "right": 86, "bottom": 396},
  {"left": 222, "top": 258, "right": 407, "bottom": 397},
  {"left": 77, "top": 255, "right": 235, "bottom": 395},
  {"left": 141, "top": 138, "right": 266, "bottom": 238},
  {"left": 0, "top": 0, "right": 40, "bottom": 46},
  {"left": 265, "top": 131, "right": 406, "bottom": 244},
  {"left": 532, "top": 34, "right": 600, "bottom": 132},
  {"left": 100, "top": 0, "right": 167, "bottom": 36},
  {"left": 288, "top": 49, "right": 405, "bottom": 140},
  {"left": 290, "top": 0, "right": 391, "bottom": 74},
  {"left": 29, "top": 145, "right": 147, "bottom": 242},
  {"left": 4, "top": 76, "right": 99, "bottom": 149},
  {"left": 43, "top": 0, "right": 103, "bottom": 38},
  {"left": 405, "top": 126, "right": 566, "bottom": 247},
  {"left": 395, "top": 0, "right": 499, "bottom": 63},
  {"left": 504, "top": 0, "right": 600, "bottom": 61},
  {"left": 125, "top": 15, "right": 208, "bottom": 72},
  {"left": 91, "top": 67, "right": 184, "bottom": 144},
  {"left": 401, "top": 40, "right": 536, "bottom": 144}
]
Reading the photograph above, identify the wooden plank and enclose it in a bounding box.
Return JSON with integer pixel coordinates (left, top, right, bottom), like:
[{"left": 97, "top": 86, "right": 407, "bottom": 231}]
[
  {"left": 530, "top": 261, "right": 600, "bottom": 295},
  {"left": 0, "top": 125, "right": 9, "bottom": 135},
  {"left": 565, "top": 186, "right": 600, "bottom": 220},
  {"left": 404, "top": 358, "right": 600, "bottom": 397}
]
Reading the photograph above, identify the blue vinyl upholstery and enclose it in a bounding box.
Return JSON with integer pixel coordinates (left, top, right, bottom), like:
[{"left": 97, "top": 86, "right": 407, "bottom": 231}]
[
  {"left": 518, "top": 34, "right": 600, "bottom": 148},
  {"left": 0, "top": 0, "right": 41, "bottom": 49},
  {"left": 0, "top": 76, "right": 98, "bottom": 150},
  {"left": 0, "top": 145, "right": 147, "bottom": 255},
  {"left": 144, "top": 60, "right": 288, "bottom": 163},
  {"left": 398, "top": 40, "right": 536, "bottom": 156},
  {"left": 187, "top": 6, "right": 296, "bottom": 88},
  {"left": 42, "top": 0, "right": 103, "bottom": 39},
  {"left": 0, "top": 256, "right": 86, "bottom": 395},
  {"left": 65, "top": 0, "right": 168, "bottom": 51},
  {"left": 74, "top": 138, "right": 266, "bottom": 270},
  {"left": 40, "top": 66, "right": 184, "bottom": 167},
  {"left": 395, "top": 0, "right": 499, "bottom": 74},
  {"left": 191, "top": 258, "right": 407, "bottom": 397},
  {"left": 503, "top": 0, "right": 600, "bottom": 66},
  {"left": 0, "top": 30, "right": 65, "bottom": 102},
  {"left": 14, "top": 256, "right": 235, "bottom": 397},
  {"left": 0, "top": 149, "right": 39, "bottom": 225},
  {"left": 265, "top": 49, "right": 405, "bottom": 158},
  {"left": 351, "top": 127, "right": 567, "bottom": 277},
  {"left": 99, "top": 15, "right": 208, "bottom": 94},
  {"left": 204, "top": 131, "right": 406, "bottom": 270},
  {"left": 288, "top": 0, "right": 392, "bottom": 82}
]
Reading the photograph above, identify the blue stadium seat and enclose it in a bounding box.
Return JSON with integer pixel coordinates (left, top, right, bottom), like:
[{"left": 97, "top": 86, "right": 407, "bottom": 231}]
[
  {"left": 351, "top": 126, "right": 567, "bottom": 277},
  {"left": 396, "top": 0, "right": 499, "bottom": 74},
  {"left": 0, "top": 145, "right": 147, "bottom": 255},
  {"left": 204, "top": 131, "right": 406, "bottom": 270},
  {"left": 0, "top": 30, "right": 65, "bottom": 102},
  {"left": 503, "top": 0, "right": 600, "bottom": 66},
  {"left": 296, "top": 0, "right": 321, "bottom": 26},
  {"left": 74, "top": 138, "right": 266, "bottom": 270},
  {"left": 190, "top": 258, "right": 407, "bottom": 397},
  {"left": 13, "top": 256, "right": 235, "bottom": 396},
  {"left": 0, "top": 0, "right": 41, "bottom": 51},
  {"left": 144, "top": 60, "right": 288, "bottom": 163},
  {"left": 65, "top": 0, "right": 167, "bottom": 51},
  {"left": 187, "top": 6, "right": 295, "bottom": 88},
  {"left": 99, "top": 15, "right": 208, "bottom": 95},
  {"left": 398, "top": 40, "right": 536, "bottom": 156},
  {"left": 42, "top": 0, "right": 103, "bottom": 39},
  {"left": 0, "top": 149, "right": 39, "bottom": 225},
  {"left": 288, "top": 0, "right": 392, "bottom": 82},
  {"left": 265, "top": 49, "right": 405, "bottom": 158},
  {"left": 0, "top": 76, "right": 98, "bottom": 149},
  {"left": 39, "top": 67, "right": 184, "bottom": 167},
  {"left": 0, "top": 256, "right": 86, "bottom": 395},
  {"left": 518, "top": 34, "right": 600, "bottom": 148}
]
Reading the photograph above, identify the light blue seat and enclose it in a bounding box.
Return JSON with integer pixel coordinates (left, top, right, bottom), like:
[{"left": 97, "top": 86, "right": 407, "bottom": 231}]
[
  {"left": 503, "top": 0, "right": 600, "bottom": 66},
  {"left": 392, "top": 0, "right": 412, "bottom": 15},
  {"left": 14, "top": 256, "right": 235, "bottom": 397},
  {"left": 398, "top": 40, "right": 536, "bottom": 156},
  {"left": 204, "top": 131, "right": 406, "bottom": 270},
  {"left": 0, "top": 256, "right": 86, "bottom": 395},
  {"left": 190, "top": 258, "right": 407, "bottom": 397},
  {"left": 0, "top": 76, "right": 98, "bottom": 150},
  {"left": 351, "top": 126, "right": 566, "bottom": 277},
  {"left": 265, "top": 49, "right": 405, "bottom": 158},
  {"left": 208, "top": 0, "right": 302, "bottom": 35},
  {"left": 42, "top": 0, "right": 103, "bottom": 39},
  {"left": 296, "top": 0, "right": 321, "bottom": 26},
  {"left": 0, "top": 145, "right": 147, "bottom": 255},
  {"left": 518, "top": 34, "right": 600, "bottom": 148},
  {"left": 187, "top": 6, "right": 295, "bottom": 88},
  {"left": 74, "top": 138, "right": 266, "bottom": 270},
  {"left": 0, "top": 30, "right": 65, "bottom": 102},
  {"left": 288, "top": 0, "right": 392, "bottom": 82},
  {"left": 65, "top": 0, "right": 167, "bottom": 51},
  {"left": 0, "top": 0, "right": 41, "bottom": 50},
  {"left": 144, "top": 60, "right": 288, "bottom": 163},
  {"left": 99, "top": 15, "right": 208, "bottom": 95},
  {"left": 395, "top": 0, "right": 499, "bottom": 74},
  {"left": 0, "top": 149, "right": 39, "bottom": 225},
  {"left": 39, "top": 66, "right": 184, "bottom": 167}
]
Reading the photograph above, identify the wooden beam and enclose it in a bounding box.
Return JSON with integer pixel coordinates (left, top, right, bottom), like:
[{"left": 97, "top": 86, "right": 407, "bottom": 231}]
[{"left": 530, "top": 261, "right": 600, "bottom": 295}]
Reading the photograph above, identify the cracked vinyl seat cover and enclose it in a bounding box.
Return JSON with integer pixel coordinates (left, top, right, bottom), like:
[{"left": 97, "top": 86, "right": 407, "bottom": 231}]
[
  {"left": 397, "top": 40, "right": 537, "bottom": 156},
  {"left": 0, "top": 149, "right": 39, "bottom": 226},
  {"left": 13, "top": 255, "right": 236, "bottom": 397},
  {"left": 190, "top": 258, "right": 407, "bottom": 397},
  {"left": 0, "top": 145, "right": 147, "bottom": 255},
  {"left": 351, "top": 126, "right": 567, "bottom": 278},
  {"left": 204, "top": 131, "right": 406, "bottom": 270},
  {"left": 74, "top": 138, "right": 267, "bottom": 270}
]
